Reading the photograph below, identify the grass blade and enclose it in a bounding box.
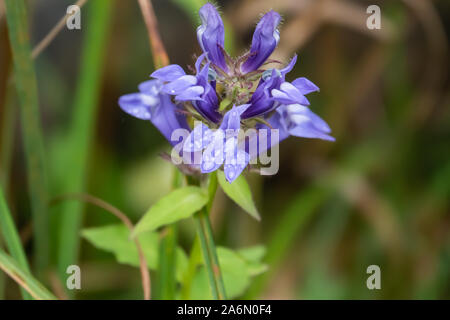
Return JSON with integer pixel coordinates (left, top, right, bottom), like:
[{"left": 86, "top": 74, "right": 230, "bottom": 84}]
[
  {"left": 0, "top": 186, "right": 32, "bottom": 299},
  {"left": 0, "top": 248, "right": 57, "bottom": 300},
  {"left": 55, "top": 0, "right": 114, "bottom": 292},
  {"left": 4, "top": 0, "right": 50, "bottom": 274}
]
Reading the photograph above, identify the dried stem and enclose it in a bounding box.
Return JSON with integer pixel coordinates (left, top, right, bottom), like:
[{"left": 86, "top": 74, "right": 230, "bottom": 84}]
[
  {"left": 50, "top": 193, "right": 151, "bottom": 300},
  {"left": 137, "top": 0, "right": 170, "bottom": 69},
  {"left": 32, "top": 0, "right": 88, "bottom": 59}
]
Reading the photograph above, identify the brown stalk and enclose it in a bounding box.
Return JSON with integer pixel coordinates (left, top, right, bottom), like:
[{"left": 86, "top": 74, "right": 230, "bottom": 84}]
[
  {"left": 137, "top": 0, "right": 169, "bottom": 69},
  {"left": 32, "top": 0, "right": 88, "bottom": 59},
  {"left": 50, "top": 193, "right": 151, "bottom": 300}
]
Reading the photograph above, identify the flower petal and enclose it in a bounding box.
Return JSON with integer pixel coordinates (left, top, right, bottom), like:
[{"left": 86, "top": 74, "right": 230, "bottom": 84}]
[
  {"left": 280, "top": 55, "right": 297, "bottom": 76},
  {"left": 151, "top": 65, "right": 186, "bottom": 82},
  {"left": 223, "top": 137, "right": 249, "bottom": 183},
  {"left": 241, "top": 10, "right": 281, "bottom": 73},
  {"left": 150, "top": 94, "right": 189, "bottom": 145},
  {"left": 272, "top": 82, "right": 310, "bottom": 106},
  {"left": 201, "top": 131, "right": 225, "bottom": 173},
  {"left": 175, "top": 86, "right": 205, "bottom": 101},
  {"left": 277, "top": 105, "right": 334, "bottom": 141},
  {"left": 291, "top": 77, "right": 319, "bottom": 95},
  {"left": 183, "top": 123, "right": 214, "bottom": 152},
  {"left": 219, "top": 104, "right": 251, "bottom": 131},
  {"left": 197, "top": 3, "right": 228, "bottom": 71},
  {"left": 118, "top": 93, "right": 153, "bottom": 120},
  {"left": 286, "top": 104, "right": 330, "bottom": 133},
  {"left": 162, "top": 75, "right": 197, "bottom": 95}
]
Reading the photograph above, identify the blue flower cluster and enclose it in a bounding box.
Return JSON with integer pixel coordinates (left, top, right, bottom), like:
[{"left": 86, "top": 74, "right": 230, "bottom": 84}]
[{"left": 119, "top": 3, "right": 334, "bottom": 182}]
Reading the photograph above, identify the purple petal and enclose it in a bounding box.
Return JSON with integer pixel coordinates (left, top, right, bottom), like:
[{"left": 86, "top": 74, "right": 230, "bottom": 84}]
[
  {"left": 138, "top": 79, "right": 163, "bottom": 94},
  {"left": 243, "top": 69, "right": 283, "bottom": 118},
  {"left": 195, "top": 52, "right": 208, "bottom": 74},
  {"left": 201, "top": 131, "right": 225, "bottom": 173},
  {"left": 197, "top": 3, "right": 228, "bottom": 71},
  {"left": 272, "top": 82, "right": 310, "bottom": 106},
  {"left": 150, "top": 94, "right": 189, "bottom": 145},
  {"left": 285, "top": 104, "right": 330, "bottom": 133},
  {"left": 277, "top": 105, "right": 334, "bottom": 141},
  {"left": 291, "top": 77, "right": 319, "bottom": 95},
  {"left": 280, "top": 55, "right": 297, "bottom": 76},
  {"left": 183, "top": 123, "right": 214, "bottom": 152},
  {"left": 118, "top": 93, "right": 153, "bottom": 120},
  {"left": 151, "top": 65, "right": 186, "bottom": 82},
  {"left": 241, "top": 10, "right": 281, "bottom": 73},
  {"left": 162, "top": 75, "right": 197, "bottom": 95},
  {"left": 175, "top": 86, "right": 205, "bottom": 101},
  {"left": 219, "top": 104, "right": 251, "bottom": 131},
  {"left": 223, "top": 137, "right": 249, "bottom": 183}
]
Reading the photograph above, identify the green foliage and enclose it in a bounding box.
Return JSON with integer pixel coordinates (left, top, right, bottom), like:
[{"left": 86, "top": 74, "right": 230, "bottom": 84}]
[
  {"left": 0, "top": 249, "right": 56, "bottom": 300},
  {"left": 55, "top": 0, "right": 114, "bottom": 287},
  {"left": 4, "top": 0, "right": 50, "bottom": 274},
  {"left": 132, "top": 186, "right": 208, "bottom": 237},
  {"left": 189, "top": 246, "right": 267, "bottom": 299},
  {"left": 0, "top": 188, "right": 32, "bottom": 299},
  {"left": 83, "top": 223, "right": 266, "bottom": 299},
  {"left": 82, "top": 224, "right": 187, "bottom": 282},
  {"left": 218, "top": 172, "right": 260, "bottom": 220}
]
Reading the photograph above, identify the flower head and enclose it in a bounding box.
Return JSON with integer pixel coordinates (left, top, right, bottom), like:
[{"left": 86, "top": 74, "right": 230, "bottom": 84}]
[{"left": 119, "top": 3, "right": 334, "bottom": 183}]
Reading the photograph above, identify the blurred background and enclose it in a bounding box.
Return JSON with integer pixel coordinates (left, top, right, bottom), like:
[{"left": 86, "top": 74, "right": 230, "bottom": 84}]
[{"left": 0, "top": 0, "right": 449, "bottom": 299}]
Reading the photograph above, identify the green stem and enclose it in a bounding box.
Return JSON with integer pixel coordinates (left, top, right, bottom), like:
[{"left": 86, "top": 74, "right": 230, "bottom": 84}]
[
  {"left": 56, "top": 0, "right": 113, "bottom": 293},
  {"left": 157, "top": 225, "right": 177, "bottom": 299},
  {"left": 0, "top": 248, "right": 57, "bottom": 300},
  {"left": 0, "top": 81, "right": 16, "bottom": 192},
  {"left": 180, "top": 236, "right": 201, "bottom": 299},
  {"left": 157, "top": 168, "right": 183, "bottom": 299},
  {"left": 188, "top": 173, "right": 226, "bottom": 300},
  {"left": 194, "top": 208, "right": 227, "bottom": 300},
  {"left": 5, "top": 0, "right": 50, "bottom": 274},
  {"left": 0, "top": 187, "right": 32, "bottom": 299}
]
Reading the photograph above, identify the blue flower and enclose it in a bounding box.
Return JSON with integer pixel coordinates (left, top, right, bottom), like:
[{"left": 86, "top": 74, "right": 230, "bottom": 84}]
[
  {"left": 119, "top": 80, "right": 189, "bottom": 144},
  {"left": 119, "top": 3, "right": 334, "bottom": 183},
  {"left": 241, "top": 10, "right": 281, "bottom": 73}
]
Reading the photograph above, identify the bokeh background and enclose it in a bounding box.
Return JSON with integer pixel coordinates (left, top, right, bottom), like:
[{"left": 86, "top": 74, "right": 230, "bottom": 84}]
[{"left": 0, "top": 0, "right": 449, "bottom": 299}]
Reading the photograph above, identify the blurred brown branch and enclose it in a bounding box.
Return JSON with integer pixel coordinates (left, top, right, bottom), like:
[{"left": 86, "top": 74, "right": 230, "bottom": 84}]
[
  {"left": 51, "top": 193, "right": 151, "bottom": 300},
  {"left": 137, "top": 0, "right": 170, "bottom": 68}
]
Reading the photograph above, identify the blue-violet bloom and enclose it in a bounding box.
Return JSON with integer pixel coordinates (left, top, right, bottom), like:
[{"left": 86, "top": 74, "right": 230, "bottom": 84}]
[{"left": 119, "top": 3, "right": 334, "bottom": 183}]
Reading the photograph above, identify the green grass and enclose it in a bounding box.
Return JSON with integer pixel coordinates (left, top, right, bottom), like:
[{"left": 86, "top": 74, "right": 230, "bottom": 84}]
[
  {"left": 54, "top": 0, "right": 114, "bottom": 294},
  {"left": 4, "top": 0, "right": 50, "bottom": 275},
  {"left": 0, "top": 187, "right": 32, "bottom": 299}
]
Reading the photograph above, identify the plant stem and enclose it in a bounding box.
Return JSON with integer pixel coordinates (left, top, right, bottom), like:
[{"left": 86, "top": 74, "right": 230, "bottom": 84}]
[
  {"left": 157, "top": 168, "right": 183, "bottom": 299},
  {"left": 194, "top": 207, "right": 227, "bottom": 300},
  {"left": 56, "top": 0, "right": 113, "bottom": 295},
  {"left": 180, "top": 236, "right": 201, "bottom": 299},
  {"left": 157, "top": 225, "right": 177, "bottom": 299},
  {"left": 188, "top": 173, "right": 226, "bottom": 300},
  {"left": 0, "top": 187, "right": 32, "bottom": 299},
  {"left": 5, "top": 0, "right": 50, "bottom": 275},
  {"left": 0, "top": 248, "right": 57, "bottom": 300}
]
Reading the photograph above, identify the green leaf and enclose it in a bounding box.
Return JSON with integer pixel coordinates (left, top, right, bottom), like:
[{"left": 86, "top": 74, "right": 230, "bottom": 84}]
[
  {"left": 0, "top": 249, "right": 56, "bottom": 300},
  {"left": 82, "top": 224, "right": 159, "bottom": 269},
  {"left": 218, "top": 171, "right": 260, "bottom": 221},
  {"left": 5, "top": 0, "right": 50, "bottom": 273},
  {"left": 237, "top": 245, "right": 268, "bottom": 276},
  {"left": 0, "top": 187, "right": 32, "bottom": 299},
  {"left": 189, "top": 246, "right": 267, "bottom": 299},
  {"left": 82, "top": 224, "right": 188, "bottom": 281},
  {"left": 132, "top": 186, "right": 208, "bottom": 237}
]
